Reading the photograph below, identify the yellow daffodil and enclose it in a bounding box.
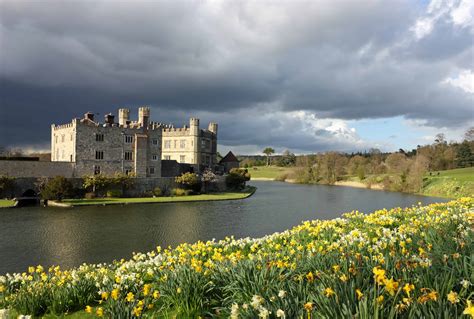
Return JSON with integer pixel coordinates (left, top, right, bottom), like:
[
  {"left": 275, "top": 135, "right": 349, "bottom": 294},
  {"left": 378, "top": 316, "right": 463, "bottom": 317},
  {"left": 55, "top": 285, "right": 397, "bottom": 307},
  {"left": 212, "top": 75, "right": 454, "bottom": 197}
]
[
  {"left": 356, "top": 289, "right": 363, "bottom": 300},
  {"left": 85, "top": 305, "right": 92, "bottom": 313},
  {"left": 324, "top": 287, "right": 335, "bottom": 297},
  {"left": 96, "top": 307, "right": 103, "bottom": 317},
  {"left": 447, "top": 291, "right": 459, "bottom": 304},
  {"left": 126, "top": 292, "right": 134, "bottom": 302},
  {"left": 464, "top": 300, "right": 474, "bottom": 318}
]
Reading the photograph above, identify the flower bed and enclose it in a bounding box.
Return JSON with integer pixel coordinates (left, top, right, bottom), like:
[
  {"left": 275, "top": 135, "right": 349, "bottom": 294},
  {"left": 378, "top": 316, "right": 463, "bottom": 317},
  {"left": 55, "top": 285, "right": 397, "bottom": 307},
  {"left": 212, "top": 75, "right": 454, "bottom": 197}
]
[{"left": 1, "top": 198, "right": 473, "bottom": 318}]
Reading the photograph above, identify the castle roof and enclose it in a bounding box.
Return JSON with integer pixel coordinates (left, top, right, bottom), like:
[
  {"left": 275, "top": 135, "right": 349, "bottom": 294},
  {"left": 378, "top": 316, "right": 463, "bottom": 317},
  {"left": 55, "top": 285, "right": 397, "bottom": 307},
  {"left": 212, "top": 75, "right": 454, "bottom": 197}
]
[{"left": 219, "top": 151, "right": 239, "bottom": 163}]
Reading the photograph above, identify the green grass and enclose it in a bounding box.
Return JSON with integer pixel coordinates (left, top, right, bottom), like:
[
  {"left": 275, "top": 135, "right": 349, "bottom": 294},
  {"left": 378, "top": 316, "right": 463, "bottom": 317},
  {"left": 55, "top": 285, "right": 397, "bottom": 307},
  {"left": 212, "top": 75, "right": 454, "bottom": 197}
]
[
  {"left": 247, "top": 166, "right": 294, "bottom": 179},
  {"left": 428, "top": 166, "right": 474, "bottom": 182},
  {"left": 422, "top": 167, "right": 474, "bottom": 198},
  {"left": 61, "top": 188, "right": 256, "bottom": 207},
  {"left": 0, "top": 199, "right": 16, "bottom": 208}
]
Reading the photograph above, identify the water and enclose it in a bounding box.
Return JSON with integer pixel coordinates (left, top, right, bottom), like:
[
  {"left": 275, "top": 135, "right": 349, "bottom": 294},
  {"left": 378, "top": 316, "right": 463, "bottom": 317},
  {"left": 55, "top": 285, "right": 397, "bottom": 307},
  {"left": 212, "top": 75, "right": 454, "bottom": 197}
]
[{"left": 0, "top": 181, "right": 447, "bottom": 274}]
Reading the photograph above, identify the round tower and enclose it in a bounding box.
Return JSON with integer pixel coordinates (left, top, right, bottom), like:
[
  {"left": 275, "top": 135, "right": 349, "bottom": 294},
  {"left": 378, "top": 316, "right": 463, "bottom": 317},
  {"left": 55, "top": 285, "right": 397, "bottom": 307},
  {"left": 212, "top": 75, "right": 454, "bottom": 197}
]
[
  {"left": 189, "top": 117, "right": 200, "bottom": 136},
  {"left": 118, "top": 108, "right": 130, "bottom": 126}
]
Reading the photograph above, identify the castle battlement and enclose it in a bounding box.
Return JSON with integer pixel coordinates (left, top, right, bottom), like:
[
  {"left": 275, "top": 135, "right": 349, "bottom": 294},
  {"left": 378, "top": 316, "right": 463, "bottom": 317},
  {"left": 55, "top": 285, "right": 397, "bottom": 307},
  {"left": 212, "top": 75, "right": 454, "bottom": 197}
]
[{"left": 51, "top": 107, "right": 218, "bottom": 176}]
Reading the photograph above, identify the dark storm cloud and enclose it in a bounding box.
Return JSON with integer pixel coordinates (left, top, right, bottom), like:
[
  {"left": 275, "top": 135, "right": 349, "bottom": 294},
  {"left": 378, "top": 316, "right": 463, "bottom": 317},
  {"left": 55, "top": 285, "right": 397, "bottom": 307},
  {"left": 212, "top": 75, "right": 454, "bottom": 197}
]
[{"left": 0, "top": 0, "right": 472, "bottom": 151}]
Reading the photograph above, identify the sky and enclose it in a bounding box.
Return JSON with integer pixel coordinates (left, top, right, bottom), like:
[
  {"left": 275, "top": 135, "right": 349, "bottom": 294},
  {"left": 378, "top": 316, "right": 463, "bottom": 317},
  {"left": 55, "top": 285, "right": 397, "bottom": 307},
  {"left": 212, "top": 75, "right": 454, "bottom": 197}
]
[{"left": 0, "top": 0, "right": 473, "bottom": 155}]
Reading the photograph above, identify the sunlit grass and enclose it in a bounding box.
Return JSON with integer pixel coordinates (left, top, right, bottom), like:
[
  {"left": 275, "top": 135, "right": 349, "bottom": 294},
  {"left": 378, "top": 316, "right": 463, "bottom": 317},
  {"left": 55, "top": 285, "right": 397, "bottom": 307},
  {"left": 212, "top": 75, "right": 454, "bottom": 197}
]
[
  {"left": 62, "top": 188, "right": 256, "bottom": 206},
  {"left": 0, "top": 199, "right": 15, "bottom": 208}
]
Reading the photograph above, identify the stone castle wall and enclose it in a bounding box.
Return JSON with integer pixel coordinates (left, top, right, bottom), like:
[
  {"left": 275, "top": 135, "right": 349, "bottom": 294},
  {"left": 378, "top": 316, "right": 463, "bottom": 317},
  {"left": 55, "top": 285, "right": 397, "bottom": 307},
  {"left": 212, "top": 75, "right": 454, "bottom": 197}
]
[{"left": 0, "top": 161, "right": 75, "bottom": 178}]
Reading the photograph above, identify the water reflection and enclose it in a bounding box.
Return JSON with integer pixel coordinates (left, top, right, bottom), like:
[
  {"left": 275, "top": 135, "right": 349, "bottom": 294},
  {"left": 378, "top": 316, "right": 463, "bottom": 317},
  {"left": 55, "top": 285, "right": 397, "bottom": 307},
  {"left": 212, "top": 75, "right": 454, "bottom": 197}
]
[{"left": 0, "top": 181, "right": 447, "bottom": 273}]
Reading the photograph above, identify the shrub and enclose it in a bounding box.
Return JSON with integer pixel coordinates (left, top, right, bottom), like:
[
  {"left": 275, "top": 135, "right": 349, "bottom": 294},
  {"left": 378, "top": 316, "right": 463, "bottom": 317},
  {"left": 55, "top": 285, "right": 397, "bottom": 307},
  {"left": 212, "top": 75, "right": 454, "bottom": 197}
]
[
  {"left": 106, "top": 189, "right": 122, "bottom": 198},
  {"left": 153, "top": 187, "right": 162, "bottom": 197},
  {"left": 0, "top": 176, "right": 15, "bottom": 198},
  {"left": 84, "top": 192, "right": 95, "bottom": 199},
  {"left": 175, "top": 172, "right": 202, "bottom": 192},
  {"left": 41, "top": 176, "right": 73, "bottom": 201},
  {"left": 171, "top": 188, "right": 187, "bottom": 196},
  {"left": 225, "top": 168, "right": 251, "bottom": 190}
]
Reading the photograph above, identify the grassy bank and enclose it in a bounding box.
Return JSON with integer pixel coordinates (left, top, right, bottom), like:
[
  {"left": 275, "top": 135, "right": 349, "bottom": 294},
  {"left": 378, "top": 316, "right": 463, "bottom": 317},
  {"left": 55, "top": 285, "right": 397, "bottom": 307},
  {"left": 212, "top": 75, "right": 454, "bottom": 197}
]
[
  {"left": 60, "top": 187, "right": 256, "bottom": 207},
  {"left": 248, "top": 166, "right": 293, "bottom": 179},
  {"left": 421, "top": 167, "right": 474, "bottom": 198},
  {"left": 1, "top": 198, "right": 472, "bottom": 318},
  {"left": 253, "top": 165, "right": 473, "bottom": 198},
  {"left": 0, "top": 199, "right": 16, "bottom": 208}
]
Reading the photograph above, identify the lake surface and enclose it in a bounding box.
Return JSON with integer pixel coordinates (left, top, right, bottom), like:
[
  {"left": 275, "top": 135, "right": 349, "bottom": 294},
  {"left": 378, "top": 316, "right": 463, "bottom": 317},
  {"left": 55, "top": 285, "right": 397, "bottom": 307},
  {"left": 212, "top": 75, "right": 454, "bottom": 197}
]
[{"left": 0, "top": 181, "right": 447, "bottom": 274}]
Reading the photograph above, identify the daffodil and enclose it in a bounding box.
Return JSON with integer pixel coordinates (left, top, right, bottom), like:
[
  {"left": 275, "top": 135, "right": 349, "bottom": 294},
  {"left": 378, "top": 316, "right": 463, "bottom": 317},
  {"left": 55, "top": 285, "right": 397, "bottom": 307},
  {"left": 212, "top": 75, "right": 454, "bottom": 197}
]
[
  {"left": 464, "top": 300, "right": 474, "bottom": 318},
  {"left": 447, "top": 291, "right": 459, "bottom": 304}
]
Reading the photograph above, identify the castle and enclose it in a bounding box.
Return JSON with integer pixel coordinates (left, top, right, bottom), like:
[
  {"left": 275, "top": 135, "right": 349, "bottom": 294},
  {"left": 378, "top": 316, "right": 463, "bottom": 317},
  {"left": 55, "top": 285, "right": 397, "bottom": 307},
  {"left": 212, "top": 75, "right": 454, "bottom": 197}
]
[{"left": 50, "top": 107, "right": 218, "bottom": 177}]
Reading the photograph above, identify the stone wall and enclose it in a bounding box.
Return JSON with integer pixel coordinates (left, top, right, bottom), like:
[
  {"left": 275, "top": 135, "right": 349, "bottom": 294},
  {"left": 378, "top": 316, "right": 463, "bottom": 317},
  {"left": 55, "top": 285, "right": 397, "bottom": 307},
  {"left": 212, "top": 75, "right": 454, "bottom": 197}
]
[{"left": 0, "top": 160, "right": 75, "bottom": 178}]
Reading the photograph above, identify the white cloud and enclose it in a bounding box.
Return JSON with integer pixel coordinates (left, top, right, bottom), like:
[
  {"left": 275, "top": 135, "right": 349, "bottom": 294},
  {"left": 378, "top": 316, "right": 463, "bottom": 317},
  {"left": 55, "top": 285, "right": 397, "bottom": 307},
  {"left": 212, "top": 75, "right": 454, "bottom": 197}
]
[
  {"left": 443, "top": 69, "right": 474, "bottom": 93},
  {"left": 451, "top": 0, "right": 474, "bottom": 27}
]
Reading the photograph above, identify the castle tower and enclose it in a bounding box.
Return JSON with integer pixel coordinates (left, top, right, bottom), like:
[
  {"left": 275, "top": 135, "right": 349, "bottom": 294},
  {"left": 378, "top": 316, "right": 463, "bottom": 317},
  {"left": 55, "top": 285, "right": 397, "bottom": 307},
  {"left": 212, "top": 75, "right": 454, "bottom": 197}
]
[
  {"left": 138, "top": 106, "right": 151, "bottom": 128},
  {"left": 190, "top": 117, "right": 200, "bottom": 165},
  {"left": 118, "top": 108, "right": 130, "bottom": 126},
  {"left": 208, "top": 122, "right": 218, "bottom": 135}
]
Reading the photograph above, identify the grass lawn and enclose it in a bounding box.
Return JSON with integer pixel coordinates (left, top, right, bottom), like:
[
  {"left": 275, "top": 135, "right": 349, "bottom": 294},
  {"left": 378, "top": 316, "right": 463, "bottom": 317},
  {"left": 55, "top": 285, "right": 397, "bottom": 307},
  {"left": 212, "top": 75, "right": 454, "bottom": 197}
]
[
  {"left": 428, "top": 166, "right": 474, "bottom": 182},
  {"left": 0, "top": 199, "right": 16, "bottom": 208},
  {"left": 247, "top": 166, "right": 294, "bottom": 179},
  {"left": 61, "top": 188, "right": 256, "bottom": 207}
]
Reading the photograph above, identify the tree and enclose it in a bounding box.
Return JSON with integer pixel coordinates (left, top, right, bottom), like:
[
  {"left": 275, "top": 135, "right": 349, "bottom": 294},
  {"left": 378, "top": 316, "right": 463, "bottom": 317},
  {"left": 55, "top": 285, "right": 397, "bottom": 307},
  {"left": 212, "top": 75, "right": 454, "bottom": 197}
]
[
  {"left": 83, "top": 174, "right": 112, "bottom": 195},
  {"left": 225, "top": 168, "right": 250, "bottom": 190},
  {"left": 0, "top": 176, "right": 15, "bottom": 198},
  {"left": 41, "top": 176, "right": 73, "bottom": 200},
  {"left": 456, "top": 141, "right": 474, "bottom": 167},
  {"left": 464, "top": 127, "right": 474, "bottom": 142},
  {"left": 175, "top": 172, "right": 201, "bottom": 192},
  {"left": 262, "top": 147, "right": 275, "bottom": 166},
  {"left": 201, "top": 169, "right": 217, "bottom": 193}
]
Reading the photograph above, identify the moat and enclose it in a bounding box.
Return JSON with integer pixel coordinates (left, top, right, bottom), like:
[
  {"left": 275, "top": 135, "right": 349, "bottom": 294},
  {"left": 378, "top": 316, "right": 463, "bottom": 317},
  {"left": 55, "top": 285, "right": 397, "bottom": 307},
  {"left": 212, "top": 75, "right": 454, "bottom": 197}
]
[{"left": 0, "top": 181, "right": 447, "bottom": 274}]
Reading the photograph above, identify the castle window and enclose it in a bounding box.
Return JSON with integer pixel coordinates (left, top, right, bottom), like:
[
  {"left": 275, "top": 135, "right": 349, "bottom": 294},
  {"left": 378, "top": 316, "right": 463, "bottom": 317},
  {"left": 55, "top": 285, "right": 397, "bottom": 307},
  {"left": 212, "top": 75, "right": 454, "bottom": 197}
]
[
  {"left": 124, "top": 151, "right": 133, "bottom": 161},
  {"left": 180, "top": 140, "right": 186, "bottom": 148},
  {"left": 95, "top": 150, "right": 104, "bottom": 160},
  {"left": 164, "top": 140, "right": 171, "bottom": 149},
  {"left": 152, "top": 154, "right": 158, "bottom": 161},
  {"left": 61, "top": 149, "right": 65, "bottom": 159},
  {"left": 180, "top": 155, "right": 185, "bottom": 163},
  {"left": 174, "top": 140, "right": 177, "bottom": 148},
  {"left": 125, "top": 168, "right": 132, "bottom": 175},
  {"left": 70, "top": 133, "right": 73, "bottom": 141},
  {"left": 152, "top": 138, "right": 158, "bottom": 145},
  {"left": 164, "top": 155, "right": 171, "bottom": 160},
  {"left": 55, "top": 136, "right": 58, "bottom": 144},
  {"left": 61, "top": 134, "right": 65, "bottom": 143},
  {"left": 125, "top": 135, "right": 133, "bottom": 143},
  {"left": 95, "top": 133, "right": 104, "bottom": 142},
  {"left": 94, "top": 165, "right": 101, "bottom": 175},
  {"left": 149, "top": 167, "right": 155, "bottom": 175}
]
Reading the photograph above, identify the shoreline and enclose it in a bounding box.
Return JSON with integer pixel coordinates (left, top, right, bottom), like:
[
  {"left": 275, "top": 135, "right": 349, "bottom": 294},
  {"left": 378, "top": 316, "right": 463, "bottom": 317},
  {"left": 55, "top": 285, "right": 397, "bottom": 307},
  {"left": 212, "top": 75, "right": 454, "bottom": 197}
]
[{"left": 50, "top": 187, "right": 257, "bottom": 207}]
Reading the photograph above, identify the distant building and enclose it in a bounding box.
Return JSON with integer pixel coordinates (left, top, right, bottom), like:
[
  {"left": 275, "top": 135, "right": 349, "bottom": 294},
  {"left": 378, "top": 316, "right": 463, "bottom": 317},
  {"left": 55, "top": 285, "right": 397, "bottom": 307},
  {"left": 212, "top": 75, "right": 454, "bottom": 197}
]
[
  {"left": 219, "top": 151, "right": 240, "bottom": 173},
  {"left": 50, "top": 107, "right": 217, "bottom": 177}
]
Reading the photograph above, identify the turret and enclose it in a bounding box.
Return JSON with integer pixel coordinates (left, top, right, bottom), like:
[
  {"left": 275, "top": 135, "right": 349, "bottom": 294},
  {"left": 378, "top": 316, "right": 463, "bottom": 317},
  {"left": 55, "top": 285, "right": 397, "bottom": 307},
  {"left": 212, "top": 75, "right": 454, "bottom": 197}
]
[
  {"left": 118, "top": 108, "right": 130, "bottom": 126},
  {"left": 190, "top": 117, "right": 200, "bottom": 136},
  {"left": 138, "top": 106, "right": 150, "bottom": 128},
  {"left": 208, "top": 122, "right": 218, "bottom": 135},
  {"left": 104, "top": 113, "right": 115, "bottom": 125}
]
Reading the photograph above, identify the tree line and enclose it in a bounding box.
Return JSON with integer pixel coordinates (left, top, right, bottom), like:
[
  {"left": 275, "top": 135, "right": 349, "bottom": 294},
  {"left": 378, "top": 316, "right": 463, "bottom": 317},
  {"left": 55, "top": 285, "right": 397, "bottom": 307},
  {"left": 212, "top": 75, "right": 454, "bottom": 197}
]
[{"left": 241, "top": 128, "right": 474, "bottom": 193}]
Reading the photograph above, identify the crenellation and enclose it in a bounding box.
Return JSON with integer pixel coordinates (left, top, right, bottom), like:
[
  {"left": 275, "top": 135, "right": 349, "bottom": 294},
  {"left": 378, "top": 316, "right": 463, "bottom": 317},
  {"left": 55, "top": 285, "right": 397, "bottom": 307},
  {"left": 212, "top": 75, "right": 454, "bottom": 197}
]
[{"left": 51, "top": 107, "right": 217, "bottom": 176}]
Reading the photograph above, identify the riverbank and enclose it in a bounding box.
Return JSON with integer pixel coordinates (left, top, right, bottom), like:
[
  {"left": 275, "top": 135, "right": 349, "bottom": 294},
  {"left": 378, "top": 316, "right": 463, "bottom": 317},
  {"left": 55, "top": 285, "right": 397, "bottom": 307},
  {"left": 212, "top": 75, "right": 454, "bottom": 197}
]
[
  {"left": 249, "top": 166, "right": 473, "bottom": 198},
  {"left": 54, "top": 187, "right": 256, "bottom": 207},
  {"left": 1, "top": 198, "right": 471, "bottom": 318}
]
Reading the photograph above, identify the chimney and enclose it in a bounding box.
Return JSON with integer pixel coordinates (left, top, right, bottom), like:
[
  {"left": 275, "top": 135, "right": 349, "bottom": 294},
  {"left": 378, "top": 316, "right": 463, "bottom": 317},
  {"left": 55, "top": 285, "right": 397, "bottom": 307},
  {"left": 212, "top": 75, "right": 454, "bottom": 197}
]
[
  {"left": 118, "top": 108, "right": 130, "bottom": 126},
  {"left": 104, "top": 113, "right": 115, "bottom": 125},
  {"left": 84, "top": 112, "right": 94, "bottom": 121}
]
